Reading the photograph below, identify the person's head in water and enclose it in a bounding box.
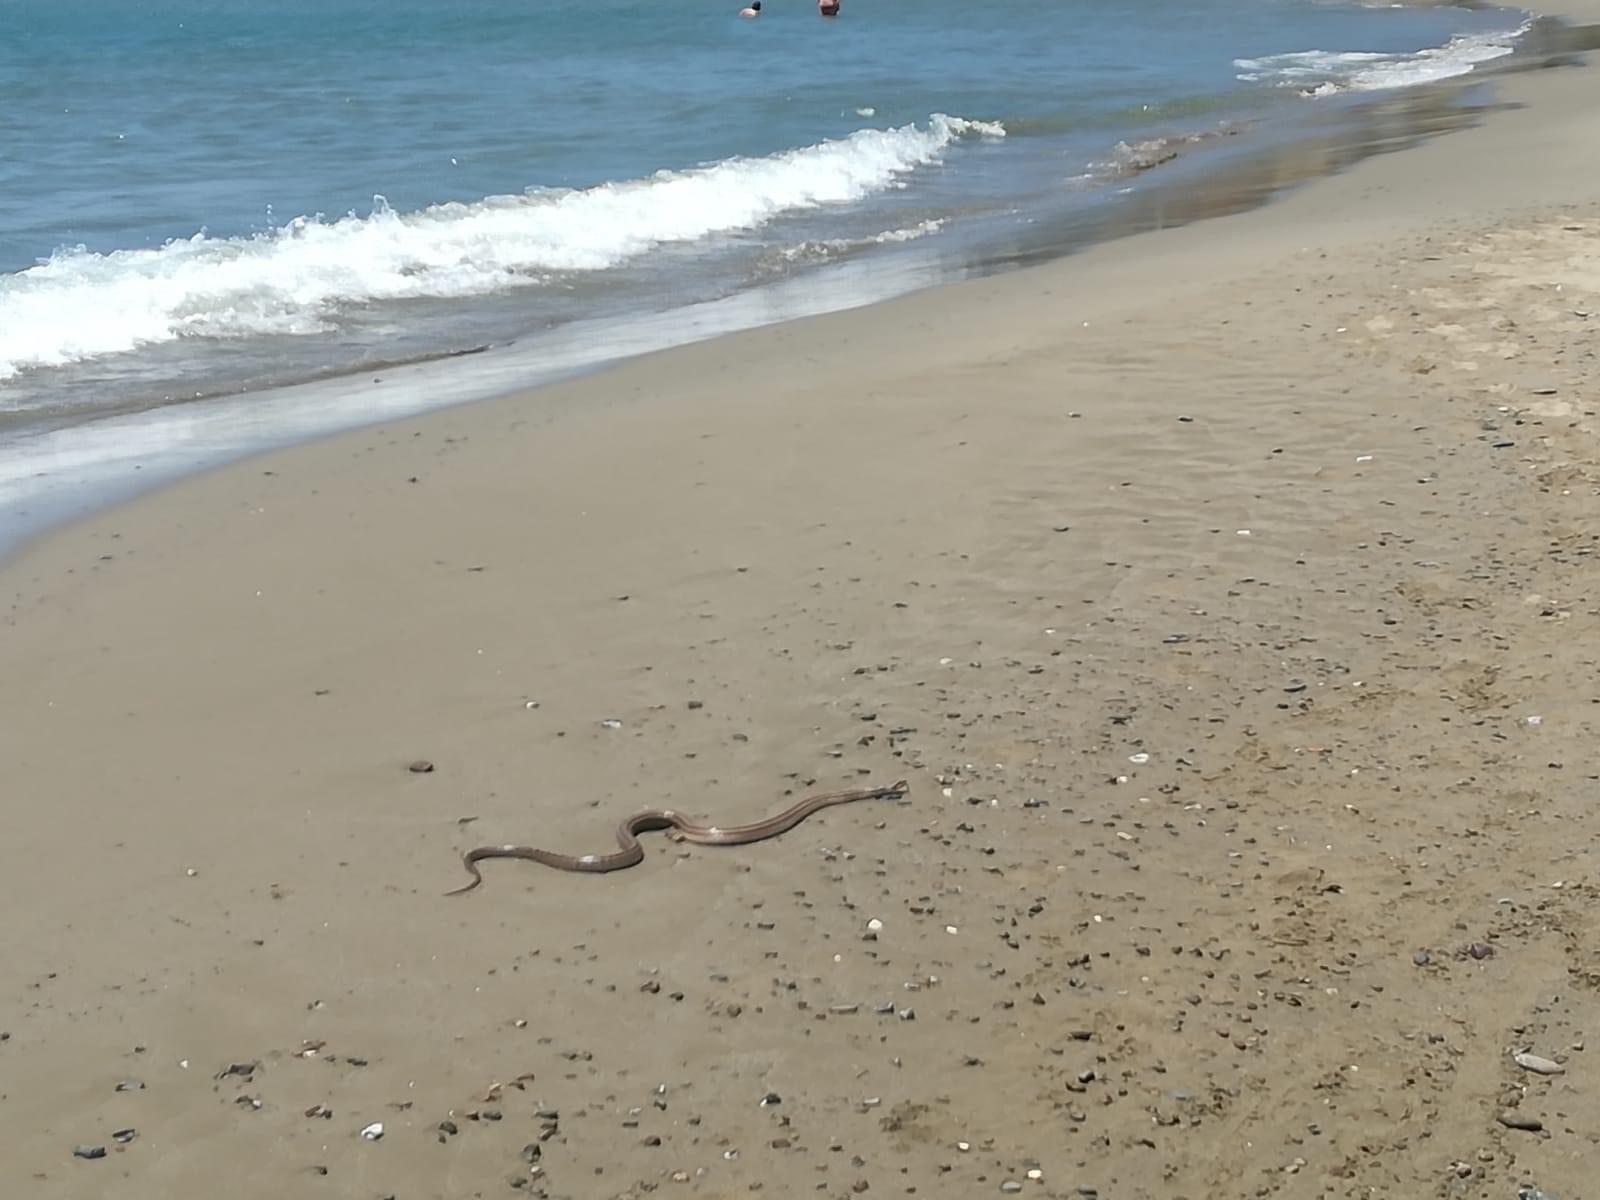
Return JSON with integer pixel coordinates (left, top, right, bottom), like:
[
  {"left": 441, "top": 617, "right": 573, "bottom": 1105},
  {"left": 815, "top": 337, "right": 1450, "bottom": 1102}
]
[
  {"left": 818, "top": 0, "right": 840, "bottom": 15},
  {"left": 739, "top": 0, "right": 760, "bottom": 14}
]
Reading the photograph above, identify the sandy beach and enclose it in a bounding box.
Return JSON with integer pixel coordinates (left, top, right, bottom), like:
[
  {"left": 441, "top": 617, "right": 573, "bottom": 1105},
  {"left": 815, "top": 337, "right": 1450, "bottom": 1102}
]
[{"left": 6, "top": 9, "right": 1600, "bottom": 1198}]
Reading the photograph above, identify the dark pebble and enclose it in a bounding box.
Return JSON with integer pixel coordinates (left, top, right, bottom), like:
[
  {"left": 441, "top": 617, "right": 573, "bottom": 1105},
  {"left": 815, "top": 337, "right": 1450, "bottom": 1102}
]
[
  {"left": 760, "top": 1092, "right": 782, "bottom": 1106},
  {"left": 1412, "top": 951, "right": 1430, "bottom": 967},
  {"left": 1497, "top": 1111, "right": 1543, "bottom": 1132},
  {"left": 1468, "top": 942, "right": 1496, "bottom": 960},
  {"left": 73, "top": 1145, "right": 107, "bottom": 1160},
  {"left": 112, "top": 1129, "right": 136, "bottom": 1144},
  {"left": 408, "top": 760, "right": 435, "bottom": 774}
]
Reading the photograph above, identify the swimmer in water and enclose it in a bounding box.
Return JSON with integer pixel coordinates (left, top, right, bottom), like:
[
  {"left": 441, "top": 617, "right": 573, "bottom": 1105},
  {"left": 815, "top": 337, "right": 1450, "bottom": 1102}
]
[
  {"left": 818, "top": 0, "right": 840, "bottom": 14},
  {"left": 739, "top": 0, "right": 760, "bottom": 14}
]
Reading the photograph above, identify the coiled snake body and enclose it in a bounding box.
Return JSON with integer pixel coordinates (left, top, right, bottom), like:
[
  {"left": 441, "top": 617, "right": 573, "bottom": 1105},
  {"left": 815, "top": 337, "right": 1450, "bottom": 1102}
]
[{"left": 447, "top": 779, "right": 908, "bottom": 895}]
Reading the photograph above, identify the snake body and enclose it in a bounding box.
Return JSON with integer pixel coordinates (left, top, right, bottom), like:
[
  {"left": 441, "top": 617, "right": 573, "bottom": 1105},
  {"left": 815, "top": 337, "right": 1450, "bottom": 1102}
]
[{"left": 447, "top": 779, "right": 907, "bottom": 895}]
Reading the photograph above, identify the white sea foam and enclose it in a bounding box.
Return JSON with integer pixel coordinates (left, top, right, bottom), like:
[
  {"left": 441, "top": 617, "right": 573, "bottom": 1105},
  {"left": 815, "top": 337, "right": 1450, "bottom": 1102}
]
[
  {"left": 1234, "top": 23, "right": 1528, "bottom": 96},
  {"left": 774, "top": 219, "right": 947, "bottom": 265},
  {"left": 0, "top": 115, "right": 1003, "bottom": 382}
]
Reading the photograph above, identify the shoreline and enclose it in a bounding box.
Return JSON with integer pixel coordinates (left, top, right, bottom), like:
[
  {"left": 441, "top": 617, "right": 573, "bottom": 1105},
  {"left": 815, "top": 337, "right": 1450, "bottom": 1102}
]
[
  {"left": 6, "top": 3, "right": 1600, "bottom": 1197},
  {"left": 0, "top": 5, "right": 1576, "bottom": 566}
]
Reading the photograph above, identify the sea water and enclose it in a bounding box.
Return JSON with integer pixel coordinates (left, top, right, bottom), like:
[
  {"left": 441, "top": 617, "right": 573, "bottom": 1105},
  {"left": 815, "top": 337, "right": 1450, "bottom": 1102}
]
[{"left": 0, "top": 0, "right": 1532, "bottom": 527}]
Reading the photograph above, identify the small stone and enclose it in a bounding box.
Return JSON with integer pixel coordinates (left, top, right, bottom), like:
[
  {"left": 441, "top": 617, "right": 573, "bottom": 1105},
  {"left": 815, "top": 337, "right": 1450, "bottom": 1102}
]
[
  {"left": 1513, "top": 1052, "right": 1564, "bottom": 1076},
  {"left": 114, "top": 1079, "right": 144, "bottom": 1092},
  {"left": 600, "top": 719, "right": 623, "bottom": 730},
  {"left": 111, "top": 1129, "right": 136, "bottom": 1144},
  {"left": 360, "top": 1122, "right": 385, "bottom": 1140},
  {"left": 1497, "top": 1111, "right": 1542, "bottom": 1132},
  {"left": 1412, "top": 951, "right": 1430, "bottom": 966},
  {"left": 73, "top": 1145, "right": 107, "bottom": 1160},
  {"left": 866, "top": 919, "right": 884, "bottom": 932},
  {"left": 760, "top": 1092, "right": 782, "bottom": 1106},
  {"left": 1001, "top": 1184, "right": 1023, "bottom": 1194},
  {"left": 671, "top": 1170, "right": 691, "bottom": 1183},
  {"left": 407, "top": 760, "right": 434, "bottom": 774},
  {"left": 522, "top": 1143, "right": 543, "bottom": 1162},
  {"left": 1468, "top": 942, "right": 1496, "bottom": 960}
]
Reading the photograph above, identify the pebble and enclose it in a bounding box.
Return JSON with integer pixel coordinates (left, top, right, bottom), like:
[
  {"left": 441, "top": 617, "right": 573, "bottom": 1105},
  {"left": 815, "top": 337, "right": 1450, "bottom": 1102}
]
[
  {"left": 407, "top": 760, "right": 434, "bottom": 774},
  {"left": 1412, "top": 951, "right": 1430, "bottom": 966},
  {"left": 1468, "top": 942, "right": 1496, "bottom": 960},
  {"left": 72, "top": 1145, "right": 107, "bottom": 1160},
  {"left": 760, "top": 1092, "right": 781, "bottom": 1106},
  {"left": 600, "top": 719, "right": 623, "bottom": 729},
  {"left": 111, "top": 1128, "right": 137, "bottom": 1144},
  {"left": 1496, "top": 1111, "right": 1543, "bottom": 1132},
  {"left": 866, "top": 918, "right": 884, "bottom": 932},
  {"left": 360, "top": 1122, "right": 385, "bottom": 1140},
  {"left": 1001, "top": 1183, "right": 1023, "bottom": 1194},
  {"left": 1513, "top": 1052, "right": 1564, "bottom": 1076},
  {"left": 114, "top": 1079, "right": 144, "bottom": 1092}
]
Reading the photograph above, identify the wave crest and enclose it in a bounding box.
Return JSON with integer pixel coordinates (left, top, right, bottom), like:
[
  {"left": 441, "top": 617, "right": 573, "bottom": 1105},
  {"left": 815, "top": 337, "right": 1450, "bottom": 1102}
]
[{"left": 0, "top": 114, "right": 1004, "bottom": 381}]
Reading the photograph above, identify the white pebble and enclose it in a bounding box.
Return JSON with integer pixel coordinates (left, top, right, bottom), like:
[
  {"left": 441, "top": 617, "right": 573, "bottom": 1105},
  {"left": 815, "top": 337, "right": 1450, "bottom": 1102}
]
[{"left": 1513, "top": 1051, "right": 1564, "bottom": 1075}]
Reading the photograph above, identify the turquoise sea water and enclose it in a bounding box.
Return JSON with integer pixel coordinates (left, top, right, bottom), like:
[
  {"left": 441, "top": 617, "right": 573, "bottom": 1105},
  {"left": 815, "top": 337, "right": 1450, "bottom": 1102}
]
[{"left": 0, "top": 0, "right": 1529, "bottom": 437}]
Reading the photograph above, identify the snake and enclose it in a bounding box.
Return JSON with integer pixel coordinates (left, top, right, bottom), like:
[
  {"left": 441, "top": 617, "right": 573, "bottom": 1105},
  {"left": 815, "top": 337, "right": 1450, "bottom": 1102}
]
[{"left": 446, "top": 779, "right": 908, "bottom": 895}]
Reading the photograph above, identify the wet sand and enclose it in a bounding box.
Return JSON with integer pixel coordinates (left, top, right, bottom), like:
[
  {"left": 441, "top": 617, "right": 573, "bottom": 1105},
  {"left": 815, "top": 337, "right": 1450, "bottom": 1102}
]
[{"left": 6, "top": 10, "right": 1600, "bottom": 1199}]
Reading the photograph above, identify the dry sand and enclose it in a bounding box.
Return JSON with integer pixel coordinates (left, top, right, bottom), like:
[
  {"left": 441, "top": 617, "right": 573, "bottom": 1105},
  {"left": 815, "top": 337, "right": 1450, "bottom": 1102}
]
[{"left": 6, "top": 14, "right": 1600, "bottom": 1200}]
